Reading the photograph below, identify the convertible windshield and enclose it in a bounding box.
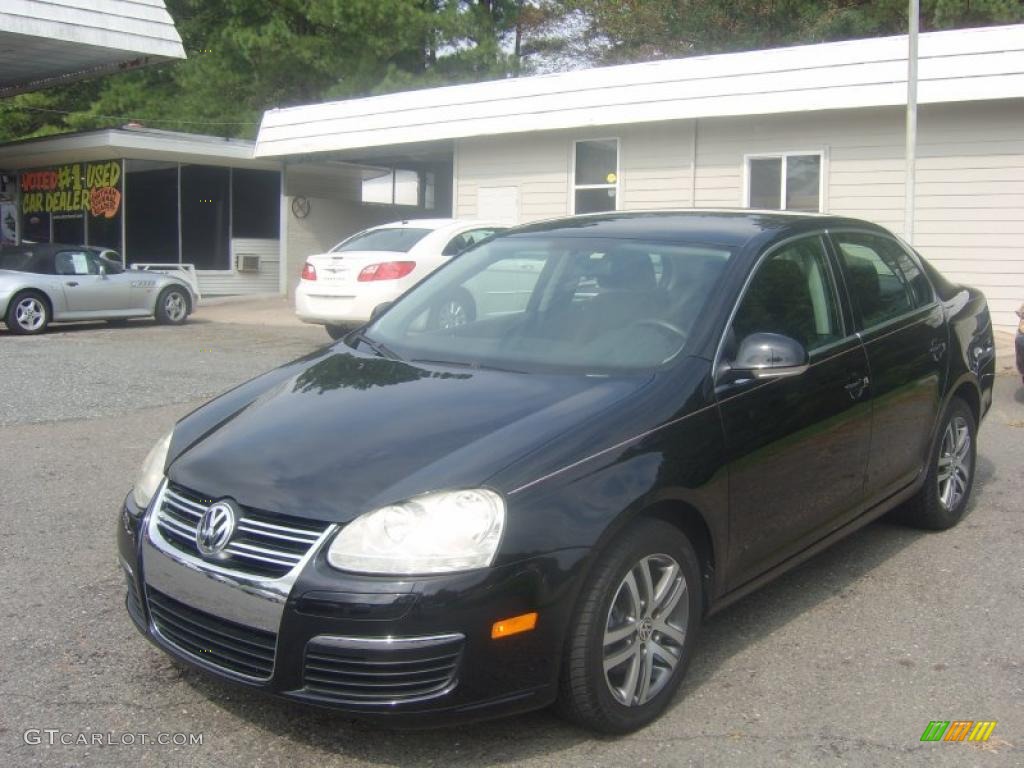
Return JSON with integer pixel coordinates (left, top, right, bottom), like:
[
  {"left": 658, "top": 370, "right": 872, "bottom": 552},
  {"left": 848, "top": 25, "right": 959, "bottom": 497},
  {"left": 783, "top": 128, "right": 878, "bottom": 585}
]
[{"left": 365, "top": 235, "right": 733, "bottom": 373}]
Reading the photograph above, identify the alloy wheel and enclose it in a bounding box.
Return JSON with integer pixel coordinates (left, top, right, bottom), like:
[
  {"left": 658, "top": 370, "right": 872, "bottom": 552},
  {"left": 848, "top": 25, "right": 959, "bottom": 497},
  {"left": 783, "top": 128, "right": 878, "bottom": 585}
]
[
  {"left": 436, "top": 299, "right": 468, "bottom": 329},
  {"left": 164, "top": 292, "right": 187, "bottom": 322},
  {"left": 15, "top": 297, "right": 46, "bottom": 331},
  {"left": 603, "top": 554, "right": 688, "bottom": 707},
  {"left": 937, "top": 415, "right": 971, "bottom": 511}
]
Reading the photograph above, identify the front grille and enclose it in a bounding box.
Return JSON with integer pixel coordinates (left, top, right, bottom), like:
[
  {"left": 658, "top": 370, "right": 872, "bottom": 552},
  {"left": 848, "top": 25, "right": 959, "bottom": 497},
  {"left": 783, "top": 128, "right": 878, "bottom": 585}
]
[
  {"left": 154, "top": 484, "right": 330, "bottom": 578},
  {"left": 147, "top": 588, "right": 276, "bottom": 679},
  {"left": 302, "top": 635, "right": 463, "bottom": 704}
]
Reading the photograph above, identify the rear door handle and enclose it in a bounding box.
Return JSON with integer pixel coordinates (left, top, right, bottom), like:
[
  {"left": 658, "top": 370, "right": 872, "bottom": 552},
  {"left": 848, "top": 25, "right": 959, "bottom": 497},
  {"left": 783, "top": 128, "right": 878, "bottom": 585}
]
[
  {"left": 929, "top": 338, "right": 947, "bottom": 361},
  {"left": 66, "top": 281, "right": 79, "bottom": 287},
  {"left": 844, "top": 374, "right": 870, "bottom": 400}
]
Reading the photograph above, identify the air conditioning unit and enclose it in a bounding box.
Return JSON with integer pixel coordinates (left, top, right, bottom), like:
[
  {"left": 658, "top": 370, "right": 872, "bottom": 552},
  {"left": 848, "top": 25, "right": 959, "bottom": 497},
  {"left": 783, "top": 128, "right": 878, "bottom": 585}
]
[{"left": 236, "top": 254, "right": 261, "bottom": 273}]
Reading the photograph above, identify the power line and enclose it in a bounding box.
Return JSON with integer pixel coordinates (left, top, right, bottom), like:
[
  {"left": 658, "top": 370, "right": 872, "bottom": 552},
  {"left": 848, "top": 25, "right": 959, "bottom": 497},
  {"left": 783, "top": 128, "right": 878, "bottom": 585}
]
[{"left": 0, "top": 104, "right": 258, "bottom": 126}]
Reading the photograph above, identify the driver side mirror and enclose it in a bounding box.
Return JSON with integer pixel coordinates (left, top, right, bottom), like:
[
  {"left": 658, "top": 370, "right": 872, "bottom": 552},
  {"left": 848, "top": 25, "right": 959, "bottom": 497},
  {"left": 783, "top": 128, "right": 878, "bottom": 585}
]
[
  {"left": 724, "top": 332, "right": 809, "bottom": 381},
  {"left": 369, "top": 301, "right": 393, "bottom": 323}
]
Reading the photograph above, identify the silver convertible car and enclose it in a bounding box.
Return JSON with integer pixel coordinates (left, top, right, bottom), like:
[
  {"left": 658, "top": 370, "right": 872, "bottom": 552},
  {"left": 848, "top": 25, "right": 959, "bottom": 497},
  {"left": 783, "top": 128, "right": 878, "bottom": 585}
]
[{"left": 0, "top": 244, "right": 197, "bottom": 334}]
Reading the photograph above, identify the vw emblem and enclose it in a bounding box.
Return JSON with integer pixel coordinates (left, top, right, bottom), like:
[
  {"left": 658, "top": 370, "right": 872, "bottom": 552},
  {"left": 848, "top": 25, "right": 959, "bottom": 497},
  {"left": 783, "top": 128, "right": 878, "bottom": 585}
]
[{"left": 196, "top": 500, "right": 237, "bottom": 556}]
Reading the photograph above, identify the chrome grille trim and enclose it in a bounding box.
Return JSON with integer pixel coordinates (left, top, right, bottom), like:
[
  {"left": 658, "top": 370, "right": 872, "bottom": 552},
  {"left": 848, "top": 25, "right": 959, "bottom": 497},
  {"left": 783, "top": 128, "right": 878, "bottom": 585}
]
[
  {"left": 147, "top": 587, "right": 277, "bottom": 681},
  {"left": 152, "top": 483, "right": 332, "bottom": 579},
  {"left": 301, "top": 634, "right": 464, "bottom": 705}
]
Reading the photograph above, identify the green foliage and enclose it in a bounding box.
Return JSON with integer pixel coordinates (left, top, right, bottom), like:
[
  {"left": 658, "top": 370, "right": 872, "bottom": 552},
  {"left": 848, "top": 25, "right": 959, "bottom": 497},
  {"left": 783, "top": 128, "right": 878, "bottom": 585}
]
[{"left": 0, "top": 0, "right": 1020, "bottom": 143}]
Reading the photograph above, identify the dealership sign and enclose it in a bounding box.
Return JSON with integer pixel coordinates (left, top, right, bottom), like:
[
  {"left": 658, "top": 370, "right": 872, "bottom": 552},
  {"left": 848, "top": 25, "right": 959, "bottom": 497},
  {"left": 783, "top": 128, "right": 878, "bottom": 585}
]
[{"left": 20, "top": 161, "right": 122, "bottom": 218}]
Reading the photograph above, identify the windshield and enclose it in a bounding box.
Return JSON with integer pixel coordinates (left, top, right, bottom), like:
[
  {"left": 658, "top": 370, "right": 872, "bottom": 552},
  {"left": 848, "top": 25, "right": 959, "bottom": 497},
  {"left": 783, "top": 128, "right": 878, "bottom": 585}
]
[
  {"left": 331, "top": 228, "right": 432, "bottom": 253},
  {"left": 364, "top": 235, "right": 733, "bottom": 374}
]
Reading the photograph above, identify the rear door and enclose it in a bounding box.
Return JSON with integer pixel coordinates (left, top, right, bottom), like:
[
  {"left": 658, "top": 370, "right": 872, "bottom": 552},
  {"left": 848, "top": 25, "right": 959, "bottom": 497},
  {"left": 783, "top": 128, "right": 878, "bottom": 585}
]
[
  {"left": 829, "top": 230, "right": 947, "bottom": 504},
  {"left": 717, "top": 234, "right": 873, "bottom": 587}
]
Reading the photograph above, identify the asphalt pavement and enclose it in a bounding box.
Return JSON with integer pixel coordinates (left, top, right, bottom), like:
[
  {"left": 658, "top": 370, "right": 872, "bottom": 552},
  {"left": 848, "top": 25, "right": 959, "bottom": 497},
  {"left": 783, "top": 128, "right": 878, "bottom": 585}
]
[{"left": 0, "top": 314, "right": 1021, "bottom": 767}]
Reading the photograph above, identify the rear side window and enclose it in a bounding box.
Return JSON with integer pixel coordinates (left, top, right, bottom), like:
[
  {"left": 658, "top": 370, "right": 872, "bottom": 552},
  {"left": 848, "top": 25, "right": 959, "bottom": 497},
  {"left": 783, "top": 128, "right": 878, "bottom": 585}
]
[
  {"left": 332, "top": 228, "right": 432, "bottom": 253},
  {"left": 834, "top": 233, "right": 932, "bottom": 328},
  {"left": 442, "top": 228, "right": 502, "bottom": 257}
]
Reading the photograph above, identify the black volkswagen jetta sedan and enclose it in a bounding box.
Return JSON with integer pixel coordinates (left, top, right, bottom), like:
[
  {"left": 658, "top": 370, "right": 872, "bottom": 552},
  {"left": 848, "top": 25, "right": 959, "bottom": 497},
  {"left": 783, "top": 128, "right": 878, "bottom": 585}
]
[{"left": 118, "top": 212, "right": 996, "bottom": 733}]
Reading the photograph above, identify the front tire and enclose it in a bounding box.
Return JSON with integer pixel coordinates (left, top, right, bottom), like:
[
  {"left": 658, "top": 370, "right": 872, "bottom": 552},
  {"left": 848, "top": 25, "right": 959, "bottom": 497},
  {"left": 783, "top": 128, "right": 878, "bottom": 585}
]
[
  {"left": 897, "top": 397, "right": 977, "bottom": 530},
  {"left": 5, "top": 290, "right": 50, "bottom": 334},
  {"left": 557, "top": 519, "right": 702, "bottom": 734},
  {"left": 155, "top": 287, "right": 189, "bottom": 325},
  {"left": 325, "top": 324, "right": 347, "bottom": 341}
]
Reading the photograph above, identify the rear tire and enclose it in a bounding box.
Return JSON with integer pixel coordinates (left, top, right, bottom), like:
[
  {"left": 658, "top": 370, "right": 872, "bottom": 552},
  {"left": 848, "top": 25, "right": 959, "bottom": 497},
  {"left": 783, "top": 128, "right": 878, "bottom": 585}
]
[
  {"left": 896, "top": 397, "right": 976, "bottom": 530},
  {"left": 5, "top": 290, "right": 50, "bottom": 334},
  {"left": 155, "top": 286, "right": 189, "bottom": 325},
  {"left": 325, "top": 324, "right": 347, "bottom": 341},
  {"left": 556, "top": 519, "right": 702, "bottom": 734}
]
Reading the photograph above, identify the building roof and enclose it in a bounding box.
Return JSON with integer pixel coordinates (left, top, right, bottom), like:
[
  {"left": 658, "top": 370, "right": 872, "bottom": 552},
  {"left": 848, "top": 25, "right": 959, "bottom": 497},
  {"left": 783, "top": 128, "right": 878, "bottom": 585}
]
[
  {"left": 255, "top": 23, "right": 1024, "bottom": 158},
  {"left": 0, "top": 127, "right": 278, "bottom": 170},
  {"left": 0, "top": 0, "right": 185, "bottom": 97}
]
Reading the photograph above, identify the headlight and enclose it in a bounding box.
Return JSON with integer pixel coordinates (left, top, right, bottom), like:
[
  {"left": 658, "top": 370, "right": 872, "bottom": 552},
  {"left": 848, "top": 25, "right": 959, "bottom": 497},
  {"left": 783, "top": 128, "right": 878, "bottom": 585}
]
[
  {"left": 327, "top": 489, "right": 505, "bottom": 575},
  {"left": 131, "top": 431, "right": 172, "bottom": 511}
]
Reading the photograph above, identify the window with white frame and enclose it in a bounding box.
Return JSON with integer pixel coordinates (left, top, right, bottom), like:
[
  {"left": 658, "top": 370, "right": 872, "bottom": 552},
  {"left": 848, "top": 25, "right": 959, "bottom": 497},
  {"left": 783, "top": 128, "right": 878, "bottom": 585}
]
[
  {"left": 573, "top": 139, "right": 619, "bottom": 214},
  {"left": 745, "top": 152, "right": 823, "bottom": 212}
]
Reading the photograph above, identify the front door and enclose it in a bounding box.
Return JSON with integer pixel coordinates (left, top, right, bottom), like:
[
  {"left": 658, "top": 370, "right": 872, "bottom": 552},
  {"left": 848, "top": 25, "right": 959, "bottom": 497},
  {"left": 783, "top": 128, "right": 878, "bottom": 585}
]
[
  {"left": 717, "top": 234, "right": 873, "bottom": 588},
  {"left": 56, "top": 250, "right": 130, "bottom": 312},
  {"left": 830, "top": 231, "right": 948, "bottom": 503}
]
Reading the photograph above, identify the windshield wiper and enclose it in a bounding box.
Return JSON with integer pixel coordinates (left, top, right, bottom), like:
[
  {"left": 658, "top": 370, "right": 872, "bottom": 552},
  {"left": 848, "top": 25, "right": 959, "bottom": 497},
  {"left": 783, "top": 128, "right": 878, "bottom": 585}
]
[
  {"left": 411, "top": 358, "right": 526, "bottom": 374},
  {"left": 349, "top": 331, "right": 401, "bottom": 361}
]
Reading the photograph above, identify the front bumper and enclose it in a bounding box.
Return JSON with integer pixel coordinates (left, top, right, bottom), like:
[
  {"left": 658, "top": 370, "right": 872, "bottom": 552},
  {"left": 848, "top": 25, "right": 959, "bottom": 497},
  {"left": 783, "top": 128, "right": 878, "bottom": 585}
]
[{"left": 117, "top": 493, "right": 586, "bottom": 726}]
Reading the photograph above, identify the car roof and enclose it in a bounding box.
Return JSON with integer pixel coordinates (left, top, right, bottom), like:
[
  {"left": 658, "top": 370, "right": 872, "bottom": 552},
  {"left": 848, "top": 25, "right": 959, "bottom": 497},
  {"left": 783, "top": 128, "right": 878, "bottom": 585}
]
[
  {"left": 506, "top": 210, "right": 889, "bottom": 249},
  {"left": 361, "top": 218, "right": 506, "bottom": 234},
  {"left": 0, "top": 242, "right": 111, "bottom": 256}
]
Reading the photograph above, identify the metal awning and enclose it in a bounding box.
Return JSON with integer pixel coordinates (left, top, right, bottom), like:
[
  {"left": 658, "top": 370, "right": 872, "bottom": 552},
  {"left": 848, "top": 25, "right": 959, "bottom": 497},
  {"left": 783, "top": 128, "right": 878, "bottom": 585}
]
[{"left": 0, "top": 0, "right": 185, "bottom": 97}]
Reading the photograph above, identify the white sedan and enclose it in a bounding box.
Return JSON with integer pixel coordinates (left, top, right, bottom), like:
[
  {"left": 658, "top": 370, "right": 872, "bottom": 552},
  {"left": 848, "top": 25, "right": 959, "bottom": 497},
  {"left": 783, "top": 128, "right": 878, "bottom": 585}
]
[{"left": 295, "top": 219, "right": 505, "bottom": 339}]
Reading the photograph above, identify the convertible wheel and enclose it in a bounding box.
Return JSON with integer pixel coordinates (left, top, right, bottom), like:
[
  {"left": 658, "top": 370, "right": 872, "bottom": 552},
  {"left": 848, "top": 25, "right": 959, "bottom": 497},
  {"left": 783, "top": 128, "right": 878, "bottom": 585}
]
[
  {"left": 896, "top": 397, "right": 976, "bottom": 530},
  {"left": 155, "top": 287, "right": 189, "bottom": 325},
  {"left": 5, "top": 290, "right": 50, "bottom": 335},
  {"left": 557, "top": 519, "right": 702, "bottom": 734}
]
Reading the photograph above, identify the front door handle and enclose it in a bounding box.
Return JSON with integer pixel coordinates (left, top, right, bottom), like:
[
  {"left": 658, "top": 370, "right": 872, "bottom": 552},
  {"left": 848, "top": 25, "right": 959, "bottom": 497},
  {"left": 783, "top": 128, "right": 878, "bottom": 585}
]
[
  {"left": 66, "top": 281, "right": 79, "bottom": 287},
  {"left": 929, "top": 338, "right": 947, "bottom": 361},
  {"left": 844, "top": 374, "right": 870, "bottom": 400}
]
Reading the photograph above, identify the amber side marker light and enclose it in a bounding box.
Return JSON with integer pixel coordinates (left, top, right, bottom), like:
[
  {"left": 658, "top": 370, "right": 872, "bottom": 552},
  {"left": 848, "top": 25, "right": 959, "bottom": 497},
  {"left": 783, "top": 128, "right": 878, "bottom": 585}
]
[{"left": 491, "top": 612, "right": 538, "bottom": 639}]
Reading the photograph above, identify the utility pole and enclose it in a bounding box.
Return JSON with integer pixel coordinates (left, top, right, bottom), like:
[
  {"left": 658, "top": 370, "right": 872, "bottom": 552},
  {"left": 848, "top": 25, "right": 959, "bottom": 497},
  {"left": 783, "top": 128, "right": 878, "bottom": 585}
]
[{"left": 904, "top": 0, "right": 919, "bottom": 244}]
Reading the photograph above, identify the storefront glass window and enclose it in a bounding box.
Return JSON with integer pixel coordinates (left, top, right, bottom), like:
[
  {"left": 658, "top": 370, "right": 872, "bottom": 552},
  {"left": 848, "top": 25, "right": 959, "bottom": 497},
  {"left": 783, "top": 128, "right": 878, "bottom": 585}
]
[
  {"left": 181, "top": 164, "right": 230, "bottom": 270},
  {"left": 232, "top": 168, "right": 280, "bottom": 239},
  {"left": 125, "top": 160, "right": 178, "bottom": 265}
]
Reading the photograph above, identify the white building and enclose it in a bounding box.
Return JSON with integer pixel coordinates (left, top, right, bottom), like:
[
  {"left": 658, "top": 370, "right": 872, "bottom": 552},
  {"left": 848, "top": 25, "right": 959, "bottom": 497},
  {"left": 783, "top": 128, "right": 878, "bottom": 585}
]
[{"left": 255, "top": 24, "right": 1024, "bottom": 330}]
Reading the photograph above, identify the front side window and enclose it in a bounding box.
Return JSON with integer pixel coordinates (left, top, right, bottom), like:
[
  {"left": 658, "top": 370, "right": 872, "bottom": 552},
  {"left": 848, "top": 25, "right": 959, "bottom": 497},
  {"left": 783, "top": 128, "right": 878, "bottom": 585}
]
[
  {"left": 55, "top": 251, "right": 99, "bottom": 276},
  {"left": 731, "top": 236, "right": 842, "bottom": 353},
  {"left": 574, "top": 139, "right": 619, "bottom": 214},
  {"left": 332, "top": 228, "right": 432, "bottom": 254},
  {"left": 833, "top": 232, "right": 932, "bottom": 328},
  {"left": 746, "top": 153, "right": 823, "bottom": 212},
  {"left": 367, "top": 234, "right": 733, "bottom": 374}
]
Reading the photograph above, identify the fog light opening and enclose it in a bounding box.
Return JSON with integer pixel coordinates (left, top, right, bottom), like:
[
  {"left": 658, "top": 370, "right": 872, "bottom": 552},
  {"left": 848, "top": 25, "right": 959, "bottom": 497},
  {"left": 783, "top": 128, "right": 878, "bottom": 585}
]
[{"left": 491, "top": 612, "right": 538, "bottom": 639}]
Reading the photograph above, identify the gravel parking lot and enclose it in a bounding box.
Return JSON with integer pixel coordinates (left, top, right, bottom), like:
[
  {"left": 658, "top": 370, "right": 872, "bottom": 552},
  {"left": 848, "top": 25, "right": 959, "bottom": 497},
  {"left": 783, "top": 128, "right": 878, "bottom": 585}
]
[{"left": 1, "top": 313, "right": 1021, "bottom": 767}]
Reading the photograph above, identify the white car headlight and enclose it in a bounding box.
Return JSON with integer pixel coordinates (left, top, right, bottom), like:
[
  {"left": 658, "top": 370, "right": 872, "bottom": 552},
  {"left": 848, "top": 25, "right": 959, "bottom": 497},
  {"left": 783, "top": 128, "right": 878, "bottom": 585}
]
[
  {"left": 131, "top": 431, "right": 172, "bottom": 511},
  {"left": 327, "top": 489, "right": 505, "bottom": 575}
]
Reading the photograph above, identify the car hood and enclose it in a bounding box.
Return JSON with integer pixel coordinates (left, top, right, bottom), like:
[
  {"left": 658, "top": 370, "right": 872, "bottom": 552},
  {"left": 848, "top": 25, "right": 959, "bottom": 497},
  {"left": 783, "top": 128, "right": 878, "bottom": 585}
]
[{"left": 166, "top": 348, "right": 650, "bottom": 524}]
